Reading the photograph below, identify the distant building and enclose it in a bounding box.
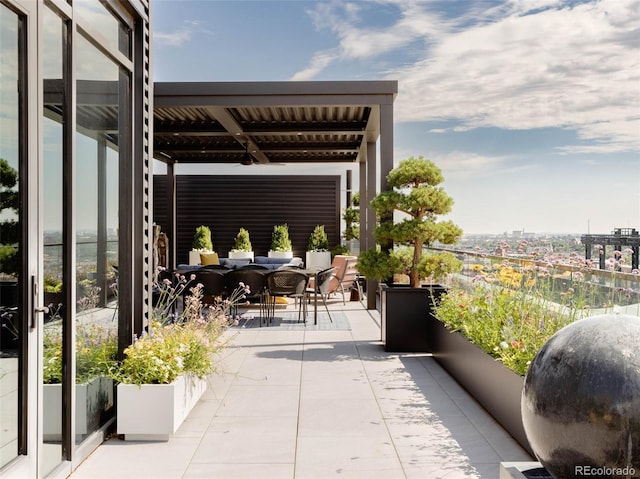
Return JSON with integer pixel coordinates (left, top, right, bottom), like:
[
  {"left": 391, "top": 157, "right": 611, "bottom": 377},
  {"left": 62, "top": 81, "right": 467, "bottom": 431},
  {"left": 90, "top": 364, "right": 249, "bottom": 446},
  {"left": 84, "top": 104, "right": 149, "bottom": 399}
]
[{"left": 581, "top": 228, "right": 640, "bottom": 270}]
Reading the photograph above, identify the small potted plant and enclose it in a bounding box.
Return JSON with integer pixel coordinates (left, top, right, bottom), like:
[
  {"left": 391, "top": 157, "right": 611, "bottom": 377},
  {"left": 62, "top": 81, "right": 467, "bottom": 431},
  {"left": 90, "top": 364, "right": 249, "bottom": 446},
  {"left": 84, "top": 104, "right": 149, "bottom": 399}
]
[
  {"left": 229, "top": 227, "right": 254, "bottom": 260},
  {"left": 306, "top": 225, "right": 331, "bottom": 269},
  {"left": 189, "top": 225, "right": 214, "bottom": 265},
  {"left": 343, "top": 194, "right": 360, "bottom": 255},
  {"left": 268, "top": 224, "right": 293, "bottom": 259},
  {"left": 357, "top": 156, "right": 463, "bottom": 352}
]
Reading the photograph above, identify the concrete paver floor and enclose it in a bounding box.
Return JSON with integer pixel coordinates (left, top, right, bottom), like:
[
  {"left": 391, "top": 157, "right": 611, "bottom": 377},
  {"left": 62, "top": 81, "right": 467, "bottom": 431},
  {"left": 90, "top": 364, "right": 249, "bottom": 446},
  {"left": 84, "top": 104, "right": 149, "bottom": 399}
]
[{"left": 68, "top": 301, "right": 531, "bottom": 479}]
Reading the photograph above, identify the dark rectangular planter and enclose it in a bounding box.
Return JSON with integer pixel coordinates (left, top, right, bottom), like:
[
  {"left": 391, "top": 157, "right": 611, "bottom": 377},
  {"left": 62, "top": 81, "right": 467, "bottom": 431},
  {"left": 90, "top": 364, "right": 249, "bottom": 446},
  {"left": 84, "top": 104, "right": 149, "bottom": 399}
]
[
  {"left": 426, "top": 314, "right": 534, "bottom": 457},
  {"left": 380, "top": 283, "right": 446, "bottom": 352}
]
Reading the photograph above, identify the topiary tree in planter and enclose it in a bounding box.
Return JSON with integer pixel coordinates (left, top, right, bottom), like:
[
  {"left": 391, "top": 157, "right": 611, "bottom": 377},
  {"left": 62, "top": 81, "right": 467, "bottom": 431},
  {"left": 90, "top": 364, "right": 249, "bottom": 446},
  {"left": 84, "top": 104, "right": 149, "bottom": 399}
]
[
  {"left": 229, "top": 227, "right": 254, "bottom": 260},
  {"left": 357, "top": 156, "right": 462, "bottom": 287},
  {"left": 357, "top": 156, "right": 463, "bottom": 352},
  {"left": 269, "top": 224, "right": 292, "bottom": 254},
  {"left": 192, "top": 225, "right": 213, "bottom": 251},
  {"left": 232, "top": 228, "right": 252, "bottom": 252},
  {"left": 307, "top": 225, "right": 329, "bottom": 252},
  {"left": 306, "top": 225, "right": 331, "bottom": 269},
  {"left": 189, "top": 225, "right": 213, "bottom": 265}
]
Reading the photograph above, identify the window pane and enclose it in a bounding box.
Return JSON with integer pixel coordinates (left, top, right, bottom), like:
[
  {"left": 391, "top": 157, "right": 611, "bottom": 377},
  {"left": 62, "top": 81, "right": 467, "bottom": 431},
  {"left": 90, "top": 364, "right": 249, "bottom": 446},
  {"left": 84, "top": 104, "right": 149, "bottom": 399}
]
[
  {"left": 75, "top": 33, "right": 124, "bottom": 444},
  {"left": 42, "top": 5, "right": 66, "bottom": 474},
  {"left": 0, "top": 3, "right": 23, "bottom": 468},
  {"left": 74, "top": 0, "right": 131, "bottom": 58}
]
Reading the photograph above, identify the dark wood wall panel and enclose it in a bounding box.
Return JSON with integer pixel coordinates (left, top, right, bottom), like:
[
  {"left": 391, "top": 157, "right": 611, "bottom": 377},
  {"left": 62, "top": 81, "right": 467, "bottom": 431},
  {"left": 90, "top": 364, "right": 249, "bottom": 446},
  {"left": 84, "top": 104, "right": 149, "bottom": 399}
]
[{"left": 153, "top": 175, "right": 340, "bottom": 264}]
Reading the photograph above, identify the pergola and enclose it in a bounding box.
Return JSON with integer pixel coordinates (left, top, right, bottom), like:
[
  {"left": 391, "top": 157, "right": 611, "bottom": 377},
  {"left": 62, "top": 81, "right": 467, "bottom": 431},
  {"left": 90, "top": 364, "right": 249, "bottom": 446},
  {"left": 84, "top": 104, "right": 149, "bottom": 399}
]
[{"left": 152, "top": 81, "right": 398, "bottom": 308}]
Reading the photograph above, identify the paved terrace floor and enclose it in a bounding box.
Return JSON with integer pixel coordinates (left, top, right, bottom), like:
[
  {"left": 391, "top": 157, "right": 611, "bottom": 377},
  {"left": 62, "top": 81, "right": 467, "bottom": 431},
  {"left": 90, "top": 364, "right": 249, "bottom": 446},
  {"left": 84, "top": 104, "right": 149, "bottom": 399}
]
[{"left": 69, "top": 297, "right": 531, "bottom": 479}]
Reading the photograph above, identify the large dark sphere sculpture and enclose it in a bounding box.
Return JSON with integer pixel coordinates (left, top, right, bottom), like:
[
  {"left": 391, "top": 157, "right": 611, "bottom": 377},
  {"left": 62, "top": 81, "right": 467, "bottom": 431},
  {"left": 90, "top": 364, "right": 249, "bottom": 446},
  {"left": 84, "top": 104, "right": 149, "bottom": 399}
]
[{"left": 521, "top": 314, "right": 640, "bottom": 479}]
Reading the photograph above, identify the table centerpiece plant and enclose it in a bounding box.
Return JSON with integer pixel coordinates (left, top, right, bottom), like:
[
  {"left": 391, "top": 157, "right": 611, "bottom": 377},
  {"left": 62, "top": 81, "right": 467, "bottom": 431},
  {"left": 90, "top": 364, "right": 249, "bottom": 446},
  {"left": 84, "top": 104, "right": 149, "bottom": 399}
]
[{"left": 356, "top": 156, "right": 463, "bottom": 352}]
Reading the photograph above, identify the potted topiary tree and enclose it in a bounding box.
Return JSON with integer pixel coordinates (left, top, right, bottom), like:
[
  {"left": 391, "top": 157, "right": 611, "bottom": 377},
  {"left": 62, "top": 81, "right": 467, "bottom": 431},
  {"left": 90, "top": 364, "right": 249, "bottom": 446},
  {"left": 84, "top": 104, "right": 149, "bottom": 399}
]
[
  {"left": 189, "top": 225, "right": 214, "bottom": 265},
  {"left": 268, "top": 224, "right": 293, "bottom": 259},
  {"left": 228, "top": 227, "right": 254, "bottom": 261},
  {"left": 343, "top": 193, "right": 360, "bottom": 255},
  {"left": 357, "top": 156, "right": 463, "bottom": 352},
  {"left": 306, "top": 225, "right": 331, "bottom": 269}
]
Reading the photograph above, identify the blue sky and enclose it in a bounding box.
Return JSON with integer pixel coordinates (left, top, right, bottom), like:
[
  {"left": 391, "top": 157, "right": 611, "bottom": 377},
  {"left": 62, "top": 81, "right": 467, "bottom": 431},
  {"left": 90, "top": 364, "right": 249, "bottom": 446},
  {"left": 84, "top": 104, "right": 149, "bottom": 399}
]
[{"left": 152, "top": 0, "right": 639, "bottom": 235}]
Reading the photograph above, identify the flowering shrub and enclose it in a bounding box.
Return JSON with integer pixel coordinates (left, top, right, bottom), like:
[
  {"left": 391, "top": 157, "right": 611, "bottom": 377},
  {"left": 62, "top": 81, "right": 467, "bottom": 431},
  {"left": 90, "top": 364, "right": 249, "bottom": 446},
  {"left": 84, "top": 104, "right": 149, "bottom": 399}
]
[
  {"left": 434, "top": 258, "right": 638, "bottom": 376},
  {"left": 109, "top": 269, "right": 250, "bottom": 385}
]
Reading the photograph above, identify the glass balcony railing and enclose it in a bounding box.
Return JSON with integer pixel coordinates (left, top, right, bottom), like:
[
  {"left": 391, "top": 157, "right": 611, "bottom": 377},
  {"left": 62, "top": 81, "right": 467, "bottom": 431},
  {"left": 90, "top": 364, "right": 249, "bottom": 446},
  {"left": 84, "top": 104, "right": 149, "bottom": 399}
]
[{"left": 430, "top": 246, "right": 640, "bottom": 317}]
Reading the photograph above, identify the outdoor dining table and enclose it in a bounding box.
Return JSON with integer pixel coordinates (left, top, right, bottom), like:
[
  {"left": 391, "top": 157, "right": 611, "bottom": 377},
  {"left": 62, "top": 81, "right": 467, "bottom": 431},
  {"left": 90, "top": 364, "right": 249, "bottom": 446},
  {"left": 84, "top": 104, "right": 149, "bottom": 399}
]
[{"left": 292, "top": 266, "right": 323, "bottom": 325}]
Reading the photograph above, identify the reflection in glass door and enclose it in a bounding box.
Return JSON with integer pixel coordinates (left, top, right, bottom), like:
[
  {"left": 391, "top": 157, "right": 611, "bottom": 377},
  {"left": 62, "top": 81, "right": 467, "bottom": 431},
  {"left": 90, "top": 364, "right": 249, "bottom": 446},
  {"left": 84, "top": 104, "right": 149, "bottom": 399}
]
[
  {"left": 41, "top": 6, "right": 66, "bottom": 476},
  {"left": 0, "top": 3, "right": 24, "bottom": 470}
]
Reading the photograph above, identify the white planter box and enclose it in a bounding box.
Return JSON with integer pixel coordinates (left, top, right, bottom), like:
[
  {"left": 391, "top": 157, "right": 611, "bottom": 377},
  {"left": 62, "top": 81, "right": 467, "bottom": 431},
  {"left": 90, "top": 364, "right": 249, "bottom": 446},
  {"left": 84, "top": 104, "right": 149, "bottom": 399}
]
[
  {"left": 228, "top": 251, "right": 254, "bottom": 261},
  {"left": 268, "top": 250, "right": 293, "bottom": 259},
  {"left": 305, "top": 251, "right": 331, "bottom": 270},
  {"left": 188, "top": 250, "right": 201, "bottom": 265},
  {"left": 117, "top": 375, "right": 207, "bottom": 441},
  {"left": 43, "top": 377, "right": 114, "bottom": 441}
]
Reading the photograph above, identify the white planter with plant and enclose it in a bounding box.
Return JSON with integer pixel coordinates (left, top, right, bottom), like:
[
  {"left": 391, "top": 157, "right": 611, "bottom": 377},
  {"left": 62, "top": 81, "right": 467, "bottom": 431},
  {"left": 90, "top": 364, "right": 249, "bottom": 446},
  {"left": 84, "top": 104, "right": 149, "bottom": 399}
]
[
  {"left": 306, "top": 225, "right": 331, "bottom": 269},
  {"left": 190, "top": 225, "right": 214, "bottom": 265},
  {"left": 110, "top": 272, "right": 249, "bottom": 440},
  {"left": 268, "top": 224, "right": 293, "bottom": 259},
  {"left": 228, "top": 227, "right": 254, "bottom": 260},
  {"left": 117, "top": 375, "right": 207, "bottom": 441}
]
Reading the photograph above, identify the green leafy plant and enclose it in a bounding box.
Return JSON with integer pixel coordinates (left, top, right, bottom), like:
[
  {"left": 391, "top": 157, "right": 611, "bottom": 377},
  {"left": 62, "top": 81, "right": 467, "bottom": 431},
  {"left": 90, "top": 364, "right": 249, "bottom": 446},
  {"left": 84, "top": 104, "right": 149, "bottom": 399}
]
[
  {"left": 44, "top": 275, "right": 63, "bottom": 293},
  {"left": 231, "top": 227, "right": 252, "bottom": 252},
  {"left": 270, "top": 224, "right": 292, "bottom": 252},
  {"left": 357, "top": 156, "right": 463, "bottom": 287},
  {"left": 307, "top": 225, "right": 329, "bottom": 251},
  {"left": 192, "top": 225, "right": 213, "bottom": 251},
  {"left": 343, "top": 207, "right": 359, "bottom": 241}
]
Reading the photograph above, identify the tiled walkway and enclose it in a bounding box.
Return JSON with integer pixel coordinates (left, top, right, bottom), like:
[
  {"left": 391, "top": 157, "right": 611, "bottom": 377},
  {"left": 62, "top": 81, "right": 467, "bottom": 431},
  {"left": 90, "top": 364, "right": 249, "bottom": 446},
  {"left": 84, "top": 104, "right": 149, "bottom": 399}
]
[{"left": 69, "top": 301, "right": 531, "bottom": 479}]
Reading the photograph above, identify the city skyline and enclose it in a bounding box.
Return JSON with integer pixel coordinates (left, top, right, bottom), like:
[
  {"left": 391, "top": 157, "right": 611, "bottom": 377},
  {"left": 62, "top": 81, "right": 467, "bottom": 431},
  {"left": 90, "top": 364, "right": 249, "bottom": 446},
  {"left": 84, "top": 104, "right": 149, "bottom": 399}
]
[{"left": 152, "top": 0, "right": 639, "bottom": 235}]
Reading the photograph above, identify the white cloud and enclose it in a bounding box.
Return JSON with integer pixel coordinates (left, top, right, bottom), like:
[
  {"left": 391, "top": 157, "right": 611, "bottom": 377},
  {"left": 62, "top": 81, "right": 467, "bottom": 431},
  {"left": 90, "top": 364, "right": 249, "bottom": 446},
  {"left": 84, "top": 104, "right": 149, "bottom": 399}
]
[
  {"left": 154, "top": 21, "right": 209, "bottom": 47},
  {"left": 299, "top": 0, "right": 640, "bottom": 154},
  {"left": 291, "top": 51, "right": 339, "bottom": 81},
  {"left": 154, "top": 29, "right": 192, "bottom": 46},
  {"left": 428, "top": 151, "right": 521, "bottom": 180}
]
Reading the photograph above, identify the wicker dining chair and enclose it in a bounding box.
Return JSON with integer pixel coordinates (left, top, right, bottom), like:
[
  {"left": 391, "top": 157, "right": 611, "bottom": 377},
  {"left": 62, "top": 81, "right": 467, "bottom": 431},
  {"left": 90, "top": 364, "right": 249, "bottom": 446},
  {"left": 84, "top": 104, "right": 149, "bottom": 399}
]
[{"left": 265, "top": 270, "right": 309, "bottom": 323}]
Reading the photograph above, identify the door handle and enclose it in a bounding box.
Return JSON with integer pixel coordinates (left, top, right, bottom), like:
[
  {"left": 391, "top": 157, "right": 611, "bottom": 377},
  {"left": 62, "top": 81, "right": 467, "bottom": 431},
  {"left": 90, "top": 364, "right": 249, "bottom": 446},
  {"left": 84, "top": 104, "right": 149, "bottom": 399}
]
[{"left": 31, "top": 276, "right": 49, "bottom": 329}]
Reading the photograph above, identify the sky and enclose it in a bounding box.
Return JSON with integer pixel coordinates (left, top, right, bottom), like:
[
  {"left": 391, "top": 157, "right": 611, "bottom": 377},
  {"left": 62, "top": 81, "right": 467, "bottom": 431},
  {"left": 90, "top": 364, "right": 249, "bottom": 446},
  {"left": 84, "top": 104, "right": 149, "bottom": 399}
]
[{"left": 151, "top": 0, "right": 640, "bottom": 235}]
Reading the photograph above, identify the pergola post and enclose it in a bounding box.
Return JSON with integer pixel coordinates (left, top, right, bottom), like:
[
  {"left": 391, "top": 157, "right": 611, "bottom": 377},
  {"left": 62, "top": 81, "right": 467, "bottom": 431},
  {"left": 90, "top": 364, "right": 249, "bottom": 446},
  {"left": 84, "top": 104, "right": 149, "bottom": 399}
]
[
  {"left": 167, "top": 162, "right": 177, "bottom": 269},
  {"left": 365, "top": 101, "right": 394, "bottom": 311},
  {"left": 365, "top": 140, "right": 377, "bottom": 310}
]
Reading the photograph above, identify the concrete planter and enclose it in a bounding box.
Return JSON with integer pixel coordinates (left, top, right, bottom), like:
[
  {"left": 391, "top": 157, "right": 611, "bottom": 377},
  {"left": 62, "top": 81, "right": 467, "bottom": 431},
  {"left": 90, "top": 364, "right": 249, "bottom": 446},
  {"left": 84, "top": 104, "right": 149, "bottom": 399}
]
[
  {"left": 268, "top": 251, "right": 293, "bottom": 259},
  {"left": 117, "top": 375, "right": 207, "bottom": 441},
  {"left": 305, "top": 251, "right": 331, "bottom": 269},
  {"left": 427, "top": 315, "right": 534, "bottom": 456},
  {"left": 228, "top": 251, "right": 254, "bottom": 261}
]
